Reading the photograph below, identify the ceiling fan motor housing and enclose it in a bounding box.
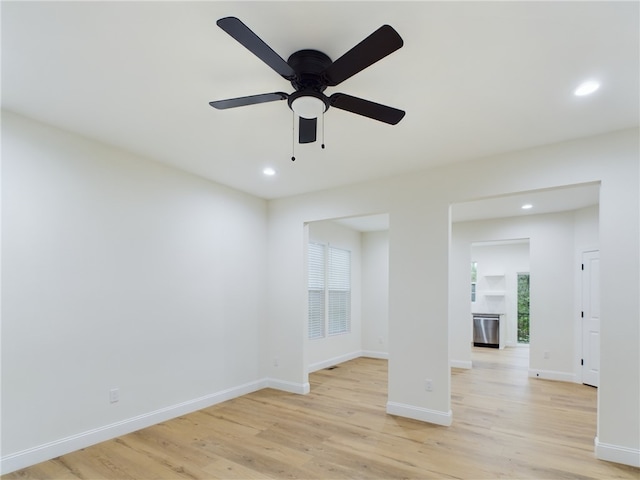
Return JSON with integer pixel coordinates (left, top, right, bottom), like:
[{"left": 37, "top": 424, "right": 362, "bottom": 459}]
[
  {"left": 287, "top": 49, "right": 332, "bottom": 92},
  {"left": 286, "top": 50, "right": 333, "bottom": 116}
]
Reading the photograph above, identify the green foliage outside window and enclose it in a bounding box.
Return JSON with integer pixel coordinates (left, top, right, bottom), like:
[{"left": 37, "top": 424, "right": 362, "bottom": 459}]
[{"left": 518, "top": 273, "right": 530, "bottom": 343}]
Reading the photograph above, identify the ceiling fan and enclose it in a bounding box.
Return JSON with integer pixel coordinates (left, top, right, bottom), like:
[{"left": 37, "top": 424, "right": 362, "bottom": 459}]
[{"left": 209, "top": 17, "right": 405, "bottom": 145}]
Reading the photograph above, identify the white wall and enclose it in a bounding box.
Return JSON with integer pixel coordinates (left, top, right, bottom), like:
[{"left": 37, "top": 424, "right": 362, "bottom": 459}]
[
  {"left": 266, "top": 128, "right": 639, "bottom": 464},
  {"left": 1, "top": 112, "right": 269, "bottom": 472},
  {"left": 574, "top": 205, "right": 599, "bottom": 251},
  {"left": 306, "top": 220, "right": 362, "bottom": 371},
  {"left": 361, "top": 231, "right": 389, "bottom": 357}
]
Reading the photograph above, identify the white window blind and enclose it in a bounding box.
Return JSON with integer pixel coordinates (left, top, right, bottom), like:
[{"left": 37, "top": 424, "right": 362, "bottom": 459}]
[
  {"left": 308, "top": 243, "right": 351, "bottom": 339},
  {"left": 328, "top": 246, "right": 351, "bottom": 335},
  {"left": 308, "top": 243, "right": 325, "bottom": 339}
]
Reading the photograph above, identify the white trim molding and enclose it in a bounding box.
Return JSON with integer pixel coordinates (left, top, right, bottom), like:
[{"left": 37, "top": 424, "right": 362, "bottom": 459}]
[
  {"left": 595, "top": 437, "right": 640, "bottom": 467},
  {"left": 0, "top": 379, "right": 267, "bottom": 475},
  {"left": 528, "top": 369, "right": 577, "bottom": 383},
  {"left": 450, "top": 359, "right": 472, "bottom": 369},
  {"left": 386, "top": 401, "right": 453, "bottom": 427},
  {"left": 307, "top": 351, "right": 362, "bottom": 373},
  {"left": 308, "top": 350, "right": 389, "bottom": 373},
  {"left": 361, "top": 350, "right": 389, "bottom": 360},
  {"left": 267, "top": 378, "right": 310, "bottom": 395}
]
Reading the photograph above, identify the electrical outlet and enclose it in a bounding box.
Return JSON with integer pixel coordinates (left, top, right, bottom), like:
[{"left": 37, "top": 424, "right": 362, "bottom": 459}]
[
  {"left": 425, "top": 379, "right": 433, "bottom": 392},
  {"left": 274, "top": 357, "right": 279, "bottom": 367},
  {"left": 109, "top": 388, "right": 119, "bottom": 404},
  {"left": 378, "top": 336, "right": 383, "bottom": 345},
  {"left": 544, "top": 351, "right": 550, "bottom": 360}
]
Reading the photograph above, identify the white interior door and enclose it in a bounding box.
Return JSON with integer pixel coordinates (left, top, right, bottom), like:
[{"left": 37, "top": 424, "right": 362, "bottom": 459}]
[{"left": 582, "top": 250, "right": 600, "bottom": 387}]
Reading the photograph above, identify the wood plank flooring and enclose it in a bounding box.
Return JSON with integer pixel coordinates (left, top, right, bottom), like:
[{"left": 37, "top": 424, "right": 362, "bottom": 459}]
[{"left": 4, "top": 347, "right": 639, "bottom": 479}]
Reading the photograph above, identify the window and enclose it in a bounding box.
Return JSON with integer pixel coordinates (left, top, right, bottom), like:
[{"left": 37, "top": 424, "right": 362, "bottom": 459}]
[
  {"left": 328, "top": 247, "right": 351, "bottom": 335},
  {"left": 471, "top": 261, "right": 477, "bottom": 302},
  {"left": 308, "top": 243, "right": 351, "bottom": 339},
  {"left": 308, "top": 243, "right": 325, "bottom": 339},
  {"left": 517, "top": 272, "right": 530, "bottom": 344}
]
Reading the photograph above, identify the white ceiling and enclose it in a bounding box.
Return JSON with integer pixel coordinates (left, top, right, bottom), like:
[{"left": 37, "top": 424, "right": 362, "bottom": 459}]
[{"left": 2, "top": 1, "right": 638, "bottom": 202}]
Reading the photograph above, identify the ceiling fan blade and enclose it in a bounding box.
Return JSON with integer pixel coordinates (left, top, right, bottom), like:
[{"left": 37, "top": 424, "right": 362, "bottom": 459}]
[
  {"left": 323, "top": 25, "right": 403, "bottom": 87},
  {"left": 299, "top": 117, "right": 317, "bottom": 143},
  {"left": 329, "top": 93, "right": 405, "bottom": 125},
  {"left": 209, "top": 92, "right": 288, "bottom": 110},
  {"left": 217, "top": 17, "right": 296, "bottom": 80}
]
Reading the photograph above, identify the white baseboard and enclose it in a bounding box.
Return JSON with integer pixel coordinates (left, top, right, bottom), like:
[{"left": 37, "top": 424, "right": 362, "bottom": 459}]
[
  {"left": 308, "top": 351, "right": 362, "bottom": 373},
  {"left": 360, "top": 350, "right": 389, "bottom": 360},
  {"left": 267, "top": 378, "right": 310, "bottom": 395},
  {"left": 0, "top": 379, "right": 267, "bottom": 475},
  {"left": 528, "top": 369, "right": 576, "bottom": 383},
  {"left": 450, "top": 359, "right": 472, "bottom": 369},
  {"left": 595, "top": 436, "right": 640, "bottom": 467},
  {"left": 386, "top": 401, "right": 453, "bottom": 427}
]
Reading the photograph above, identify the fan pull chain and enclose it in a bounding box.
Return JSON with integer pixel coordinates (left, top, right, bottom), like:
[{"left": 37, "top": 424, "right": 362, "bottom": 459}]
[
  {"left": 321, "top": 110, "right": 325, "bottom": 149},
  {"left": 291, "top": 111, "right": 296, "bottom": 161}
]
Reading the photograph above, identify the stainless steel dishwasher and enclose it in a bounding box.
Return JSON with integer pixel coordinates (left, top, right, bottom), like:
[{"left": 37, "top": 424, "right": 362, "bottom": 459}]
[{"left": 473, "top": 314, "right": 500, "bottom": 348}]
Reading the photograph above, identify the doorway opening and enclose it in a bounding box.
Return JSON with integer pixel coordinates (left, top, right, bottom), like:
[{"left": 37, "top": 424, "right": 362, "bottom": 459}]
[
  {"left": 304, "top": 213, "right": 389, "bottom": 379},
  {"left": 517, "top": 272, "right": 530, "bottom": 344},
  {"left": 471, "top": 239, "right": 530, "bottom": 349}
]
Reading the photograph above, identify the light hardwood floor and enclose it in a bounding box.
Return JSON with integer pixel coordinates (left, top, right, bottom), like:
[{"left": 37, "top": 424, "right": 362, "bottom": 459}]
[{"left": 4, "top": 347, "right": 639, "bottom": 479}]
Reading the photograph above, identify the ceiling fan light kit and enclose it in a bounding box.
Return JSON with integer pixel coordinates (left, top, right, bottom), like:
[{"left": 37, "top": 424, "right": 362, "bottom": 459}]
[
  {"left": 210, "top": 16, "right": 405, "bottom": 149},
  {"left": 288, "top": 90, "right": 328, "bottom": 119}
]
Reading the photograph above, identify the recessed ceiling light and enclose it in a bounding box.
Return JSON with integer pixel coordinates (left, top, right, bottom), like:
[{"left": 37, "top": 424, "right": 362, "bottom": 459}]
[
  {"left": 574, "top": 81, "right": 600, "bottom": 96},
  {"left": 263, "top": 167, "right": 276, "bottom": 176},
  {"left": 522, "top": 204, "right": 533, "bottom": 210}
]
